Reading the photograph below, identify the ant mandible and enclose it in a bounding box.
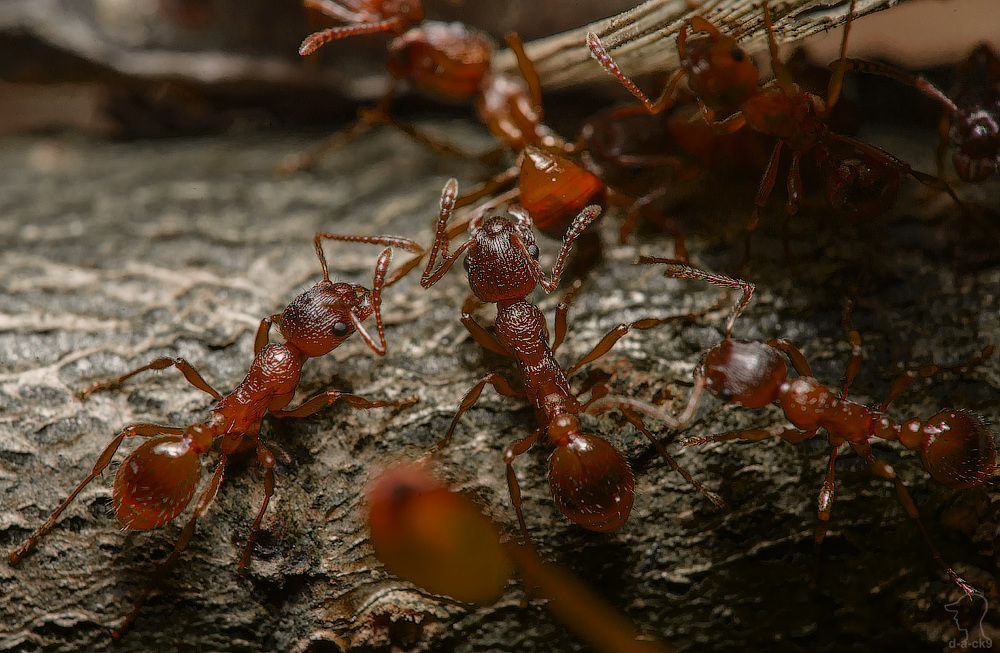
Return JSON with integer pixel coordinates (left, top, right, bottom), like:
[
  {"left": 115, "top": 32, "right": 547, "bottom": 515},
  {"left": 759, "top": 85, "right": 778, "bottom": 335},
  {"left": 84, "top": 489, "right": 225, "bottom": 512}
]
[
  {"left": 419, "top": 179, "right": 721, "bottom": 541},
  {"left": 842, "top": 44, "right": 999, "bottom": 182},
  {"left": 638, "top": 256, "right": 997, "bottom": 594},
  {"left": 588, "top": 1, "right": 964, "bottom": 261},
  {"left": 286, "top": 0, "right": 563, "bottom": 170},
  {"left": 7, "top": 232, "right": 423, "bottom": 636}
]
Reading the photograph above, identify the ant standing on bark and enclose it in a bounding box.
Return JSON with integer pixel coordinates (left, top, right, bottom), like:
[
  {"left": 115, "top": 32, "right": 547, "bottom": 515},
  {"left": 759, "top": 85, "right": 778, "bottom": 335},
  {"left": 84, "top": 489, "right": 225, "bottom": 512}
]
[
  {"left": 636, "top": 257, "right": 997, "bottom": 594},
  {"left": 588, "top": 0, "right": 964, "bottom": 266},
  {"left": 7, "top": 233, "right": 423, "bottom": 636},
  {"left": 418, "top": 179, "right": 721, "bottom": 542}
]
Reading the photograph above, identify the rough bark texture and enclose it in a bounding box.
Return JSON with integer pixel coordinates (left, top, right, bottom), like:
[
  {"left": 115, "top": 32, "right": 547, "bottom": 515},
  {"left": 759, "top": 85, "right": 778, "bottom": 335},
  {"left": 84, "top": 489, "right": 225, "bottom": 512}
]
[{"left": 0, "top": 118, "right": 998, "bottom": 653}]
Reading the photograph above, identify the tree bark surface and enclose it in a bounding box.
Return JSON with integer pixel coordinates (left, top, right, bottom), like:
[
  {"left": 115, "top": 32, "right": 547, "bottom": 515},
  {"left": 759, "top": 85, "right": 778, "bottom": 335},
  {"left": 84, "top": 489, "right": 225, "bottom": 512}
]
[{"left": 0, "top": 123, "right": 997, "bottom": 653}]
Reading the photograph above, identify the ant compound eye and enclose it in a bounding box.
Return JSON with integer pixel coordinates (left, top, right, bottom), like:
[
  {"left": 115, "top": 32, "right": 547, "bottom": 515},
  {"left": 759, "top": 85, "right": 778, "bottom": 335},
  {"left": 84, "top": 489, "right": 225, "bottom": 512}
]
[
  {"left": 332, "top": 321, "right": 350, "bottom": 337},
  {"left": 527, "top": 244, "right": 540, "bottom": 259},
  {"left": 730, "top": 47, "right": 745, "bottom": 62},
  {"left": 463, "top": 254, "right": 472, "bottom": 272}
]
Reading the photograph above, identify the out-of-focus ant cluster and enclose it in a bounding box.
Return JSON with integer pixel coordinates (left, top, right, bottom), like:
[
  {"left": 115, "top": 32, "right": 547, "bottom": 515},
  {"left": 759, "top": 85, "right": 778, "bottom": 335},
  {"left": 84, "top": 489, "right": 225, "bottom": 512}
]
[{"left": 7, "top": 0, "right": 998, "bottom": 648}]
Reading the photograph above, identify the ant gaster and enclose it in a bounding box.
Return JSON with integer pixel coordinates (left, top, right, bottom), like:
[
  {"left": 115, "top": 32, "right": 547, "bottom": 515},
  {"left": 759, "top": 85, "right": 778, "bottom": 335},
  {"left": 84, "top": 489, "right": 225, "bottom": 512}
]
[
  {"left": 639, "top": 257, "right": 997, "bottom": 594},
  {"left": 8, "top": 233, "right": 422, "bottom": 635},
  {"left": 419, "top": 179, "right": 720, "bottom": 540}
]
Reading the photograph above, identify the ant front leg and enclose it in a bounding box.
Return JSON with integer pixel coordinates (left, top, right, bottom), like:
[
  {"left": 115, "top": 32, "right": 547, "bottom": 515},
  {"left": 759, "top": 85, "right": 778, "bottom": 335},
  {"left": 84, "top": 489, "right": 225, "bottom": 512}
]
[
  {"left": 255, "top": 314, "right": 282, "bottom": 355},
  {"left": 77, "top": 356, "right": 223, "bottom": 402},
  {"left": 683, "top": 423, "right": 818, "bottom": 446},
  {"left": 114, "top": 454, "right": 230, "bottom": 638},
  {"left": 8, "top": 423, "right": 185, "bottom": 564},
  {"left": 811, "top": 444, "right": 841, "bottom": 588},
  {"left": 462, "top": 312, "right": 511, "bottom": 357},
  {"left": 619, "top": 408, "right": 723, "bottom": 506},
  {"left": 741, "top": 141, "right": 784, "bottom": 270},
  {"left": 437, "top": 373, "right": 524, "bottom": 451},
  {"left": 238, "top": 441, "right": 276, "bottom": 574}
]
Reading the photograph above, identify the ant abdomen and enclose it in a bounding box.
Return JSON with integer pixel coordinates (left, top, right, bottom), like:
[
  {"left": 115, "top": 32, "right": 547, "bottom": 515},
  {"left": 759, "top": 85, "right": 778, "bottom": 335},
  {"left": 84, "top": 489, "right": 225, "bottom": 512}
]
[
  {"left": 113, "top": 435, "right": 201, "bottom": 530},
  {"left": 697, "top": 340, "right": 788, "bottom": 408},
  {"left": 386, "top": 22, "right": 492, "bottom": 101},
  {"left": 548, "top": 431, "right": 635, "bottom": 532},
  {"left": 517, "top": 147, "right": 607, "bottom": 238},
  {"left": 279, "top": 281, "right": 371, "bottom": 357},
  {"left": 919, "top": 411, "right": 997, "bottom": 490}
]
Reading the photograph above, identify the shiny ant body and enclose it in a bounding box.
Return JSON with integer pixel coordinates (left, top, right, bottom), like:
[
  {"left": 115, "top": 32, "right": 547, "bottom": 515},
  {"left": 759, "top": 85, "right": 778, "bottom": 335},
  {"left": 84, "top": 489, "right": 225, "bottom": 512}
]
[
  {"left": 418, "top": 179, "right": 720, "bottom": 540},
  {"left": 588, "top": 1, "right": 963, "bottom": 261},
  {"left": 7, "top": 233, "right": 422, "bottom": 635},
  {"left": 637, "top": 257, "right": 997, "bottom": 594},
  {"left": 843, "top": 44, "right": 1000, "bottom": 182},
  {"left": 285, "top": 0, "right": 562, "bottom": 171}
]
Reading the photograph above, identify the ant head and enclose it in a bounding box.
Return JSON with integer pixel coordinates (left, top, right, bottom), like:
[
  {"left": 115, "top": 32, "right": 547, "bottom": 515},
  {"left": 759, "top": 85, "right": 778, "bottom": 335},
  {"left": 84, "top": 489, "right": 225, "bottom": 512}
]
[
  {"left": 547, "top": 418, "right": 635, "bottom": 532},
  {"left": 696, "top": 339, "right": 787, "bottom": 408},
  {"left": 387, "top": 21, "right": 493, "bottom": 100},
  {"left": 954, "top": 112, "right": 999, "bottom": 182},
  {"left": 279, "top": 281, "right": 373, "bottom": 358},
  {"left": 920, "top": 411, "right": 997, "bottom": 489},
  {"left": 680, "top": 19, "right": 759, "bottom": 111},
  {"left": 113, "top": 435, "right": 201, "bottom": 530},
  {"left": 464, "top": 210, "right": 541, "bottom": 302},
  {"left": 517, "top": 146, "right": 607, "bottom": 238},
  {"left": 823, "top": 147, "right": 900, "bottom": 221}
]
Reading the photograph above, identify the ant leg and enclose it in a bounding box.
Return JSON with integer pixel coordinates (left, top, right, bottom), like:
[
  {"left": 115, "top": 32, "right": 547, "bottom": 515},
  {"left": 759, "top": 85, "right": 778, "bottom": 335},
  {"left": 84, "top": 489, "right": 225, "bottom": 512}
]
[
  {"left": 683, "top": 423, "right": 818, "bottom": 446},
  {"left": 762, "top": 2, "right": 796, "bottom": 94},
  {"left": 113, "top": 455, "right": 230, "bottom": 638},
  {"left": 614, "top": 187, "right": 690, "bottom": 261},
  {"left": 766, "top": 338, "right": 813, "bottom": 377},
  {"left": 587, "top": 32, "right": 685, "bottom": 115},
  {"left": 824, "top": 0, "right": 858, "bottom": 111},
  {"left": 506, "top": 33, "right": 543, "bottom": 117},
  {"left": 238, "top": 442, "right": 276, "bottom": 575},
  {"left": 878, "top": 344, "right": 995, "bottom": 411},
  {"left": 422, "top": 179, "right": 478, "bottom": 288},
  {"left": 365, "top": 108, "right": 506, "bottom": 163},
  {"left": 566, "top": 308, "right": 712, "bottom": 375},
  {"left": 639, "top": 258, "right": 754, "bottom": 339},
  {"left": 254, "top": 314, "right": 282, "bottom": 355},
  {"left": 936, "top": 110, "right": 952, "bottom": 180},
  {"left": 741, "top": 141, "right": 784, "bottom": 270},
  {"left": 503, "top": 427, "right": 546, "bottom": 545},
  {"left": 552, "top": 280, "right": 583, "bottom": 354},
  {"left": 839, "top": 295, "right": 863, "bottom": 399},
  {"left": 453, "top": 165, "right": 520, "bottom": 210},
  {"left": 829, "top": 133, "right": 967, "bottom": 211},
  {"left": 783, "top": 151, "right": 803, "bottom": 268},
  {"left": 462, "top": 312, "right": 511, "bottom": 357},
  {"left": 851, "top": 441, "right": 977, "bottom": 596},
  {"left": 810, "top": 444, "right": 840, "bottom": 588},
  {"left": 276, "top": 116, "right": 376, "bottom": 174},
  {"left": 78, "top": 357, "right": 223, "bottom": 401},
  {"left": 436, "top": 373, "right": 524, "bottom": 451},
  {"left": 583, "top": 383, "right": 703, "bottom": 431},
  {"left": 8, "top": 423, "right": 184, "bottom": 564},
  {"left": 271, "top": 389, "right": 418, "bottom": 419},
  {"left": 619, "top": 408, "right": 724, "bottom": 506}
]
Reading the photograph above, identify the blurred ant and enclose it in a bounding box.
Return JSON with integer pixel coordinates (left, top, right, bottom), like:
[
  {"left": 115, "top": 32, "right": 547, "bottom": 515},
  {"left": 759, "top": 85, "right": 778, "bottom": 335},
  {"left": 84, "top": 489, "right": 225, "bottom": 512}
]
[
  {"left": 284, "top": 0, "right": 563, "bottom": 171},
  {"left": 7, "top": 233, "right": 423, "bottom": 636},
  {"left": 589, "top": 0, "right": 964, "bottom": 264},
  {"left": 843, "top": 44, "right": 999, "bottom": 182},
  {"left": 419, "top": 179, "right": 721, "bottom": 541},
  {"left": 638, "top": 256, "right": 997, "bottom": 594},
  {"left": 367, "top": 460, "right": 674, "bottom": 653}
]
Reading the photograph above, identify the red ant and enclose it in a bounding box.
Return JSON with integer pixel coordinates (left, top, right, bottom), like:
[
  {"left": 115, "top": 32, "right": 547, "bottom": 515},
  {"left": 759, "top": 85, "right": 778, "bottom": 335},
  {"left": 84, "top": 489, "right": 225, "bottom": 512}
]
[
  {"left": 842, "top": 44, "right": 1000, "bottom": 182},
  {"left": 7, "top": 233, "right": 423, "bottom": 635},
  {"left": 366, "top": 460, "right": 674, "bottom": 653},
  {"left": 635, "top": 257, "right": 997, "bottom": 594},
  {"left": 418, "top": 179, "right": 721, "bottom": 541},
  {"left": 588, "top": 0, "right": 964, "bottom": 263},
  {"left": 285, "top": 0, "right": 562, "bottom": 171}
]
